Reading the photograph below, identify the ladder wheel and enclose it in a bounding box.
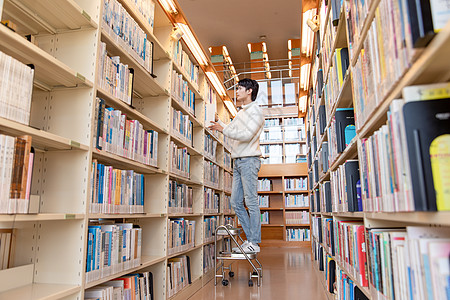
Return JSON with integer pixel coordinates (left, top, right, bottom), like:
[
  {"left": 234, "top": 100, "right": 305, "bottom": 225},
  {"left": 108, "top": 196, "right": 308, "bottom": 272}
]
[
  {"left": 248, "top": 280, "right": 254, "bottom": 287},
  {"left": 229, "top": 271, "right": 234, "bottom": 278},
  {"left": 222, "top": 279, "right": 229, "bottom": 286}
]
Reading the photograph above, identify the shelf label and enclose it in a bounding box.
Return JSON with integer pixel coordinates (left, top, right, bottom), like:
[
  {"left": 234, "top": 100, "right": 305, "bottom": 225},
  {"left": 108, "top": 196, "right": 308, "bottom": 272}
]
[
  {"left": 65, "top": 214, "right": 76, "bottom": 219},
  {"left": 71, "top": 140, "right": 81, "bottom": 148},
  {"left": 76, "top": 73, "right": 86, "bottom": 82},
  {"left": 82, "top": 10, "right": 91, "bottom": 21}
]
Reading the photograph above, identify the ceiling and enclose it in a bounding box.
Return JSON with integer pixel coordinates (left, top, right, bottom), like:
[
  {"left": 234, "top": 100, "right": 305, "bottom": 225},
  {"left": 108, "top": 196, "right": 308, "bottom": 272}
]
[{"left": 178, "top": 0, "right": 302, "bottom": 68}]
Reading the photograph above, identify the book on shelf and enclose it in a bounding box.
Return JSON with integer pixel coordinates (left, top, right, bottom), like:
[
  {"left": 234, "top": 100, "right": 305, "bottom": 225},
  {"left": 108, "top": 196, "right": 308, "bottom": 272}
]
[
  {"left": 0, "top": 134, "right": 34, "bottom": 214},
  {"left": 85, "top": 271, "right": 153, "bottom": 300},
  {"left": 172, "top": 70, "right": 196, "bottom": 115},
  {"left": 258, "top": 195, "right": 269, "bottom": 207},
  {"left": 168, "top": 218, "right": 196, "bottom": 254},
  {"left": 0, "top": 229, "right": 14, "bottom": 270},
  {"left": 173, "top": 40, "right": 199, "bottom": 87},
  {"left": 98, "top": 42, "right": 134, "bottom": 105},
  {"left": 90, "top": 160, "right": 145, "bottom": 214},
  {"left": 169, "top": 180, "right": 193, "bottom": 214},
  {"left": 86, "top": 222, "right": 142, "bottom": 283},
  {"left": 94, "top": 98, "right": 159, "bottom": 166},
  {"left": 261, "top": 211, "right": 269, "bottom": 224},
  {"left": 0, "top": 50, "right": 34, "bottom": 126},
  {"left": 203, "top": 244, "right": 215, "bottom": 273},
  {"left": 285, "top": 177, "right": 308, "bottom": 191},
  {"left": 286, "top": 228, "right": 310, "bottom": 241},
  {"left": 285, "top": 193, "right": 309, "bottom": 207},
  {"left": 204, "top": 188, "right": 219, "bottom": 213},
  {"left": 170, "top": 142, "right": 190, "bottom": 178},
  {"left": 204, "top": 161, "right": 219, "bottom": 188},
  {"left": 167, "top": 255, "right": 192, "bottom": 298},
  {"left": 258, "top": 178, "right": 272, "bottom": 191},
  {"left": 204, "top": 133, "right": 217, "bottom": 161},
  {"left": 285, "top": 211, "right": 309, "bottom": 224},
  {"left": 171, "top": 107, "right": 193, "bottom": 145},
  {"left": 204, "top": 216, "right": 218, "bottom": 242}
]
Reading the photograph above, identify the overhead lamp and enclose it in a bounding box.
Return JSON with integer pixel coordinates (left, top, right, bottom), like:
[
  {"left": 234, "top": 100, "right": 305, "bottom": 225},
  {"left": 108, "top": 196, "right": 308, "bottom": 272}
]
[
  {"left": 299, "top": 95, "right": 307, "bottom": 113},
  {"left": 262, "top": 42, "right": 267, "bottom": 53},
  {"left": 206, "top": 71, "right": 227, "bottom": 96},
  {"left": 300, "top": 63, "right": 311, "bottom": 91},
  {"left": 208, "top": 47, "right": 212, "bottom": 53},
  {"left": 247, "top": 43, "right": 252, "bottom": 53},
  {"left": 302, "top": 9, "right": 317, "bottom": 57},
  {"left": 288, "top": 39, "right": 292, "bottom": 51},
  {"left": 176, "top": 23, "right": 209, "bottom": 66},
  {"left": 159, "top": 0, "right": 178, "bottom": 14},
  {"left": 223, "top": 46, "right": 230, "bottom": 57},
  {"left": 224, "top": 100, "right": 237, "bottom": 117}
]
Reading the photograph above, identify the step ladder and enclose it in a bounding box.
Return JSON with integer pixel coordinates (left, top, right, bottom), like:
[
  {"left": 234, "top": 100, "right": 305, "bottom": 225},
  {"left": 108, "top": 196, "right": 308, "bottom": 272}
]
[{"left": 214, "top": 224, "right": 263, "bottom": 287}]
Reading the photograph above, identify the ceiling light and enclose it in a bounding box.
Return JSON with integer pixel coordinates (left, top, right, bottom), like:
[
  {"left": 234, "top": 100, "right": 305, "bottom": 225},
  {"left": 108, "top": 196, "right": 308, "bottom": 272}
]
[
  {"left": 206, "top": 71, "right": 227, "bottom": 96},
  {"left": 247, "top": 43, "right": 252, "bottom": 53},
  {"left": 262, "top": 42, "right": 267, "bottom": 53},
  {"left": 176, "top": 23, "right": 209, "bottom": 65},
  {"left": 159, "top": 0, "right": 178, "bottom": 14},
  {"left": 302, "top": 9, "right": 316, "bottom": 57},
  {"left": 300, "top": 63, "right": 311, "bottom": 90},
  {"left": 299, "top": 95, "right": 307, "bottom": 113},
  {"left": 209, "top": 47, "right": 212, "bottom": 53},
  {"left": 288, "top": 39, "right": 292, "bottom": 50}
]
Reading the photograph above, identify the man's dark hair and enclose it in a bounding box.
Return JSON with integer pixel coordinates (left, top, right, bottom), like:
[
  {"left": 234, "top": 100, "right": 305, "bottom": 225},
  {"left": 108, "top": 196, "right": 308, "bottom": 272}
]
[{"left": 238, "top": 78, "right": 259, "bottom": 101}]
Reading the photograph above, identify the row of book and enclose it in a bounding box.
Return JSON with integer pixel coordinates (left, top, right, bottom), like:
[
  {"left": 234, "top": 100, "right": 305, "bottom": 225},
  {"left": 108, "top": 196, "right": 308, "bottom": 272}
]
[
  {"left": 102, "top": 0, "right": 153, "bottom": 74},
  {"left": 90, "top": 160, "right": 145, "bottom": 214},
  {"left": 0, "top": 229, "right": 13, "bottom": 270},
  {"left": 223, "top": 216, "right": 236, "bottom": 227},
  {"left": 223, "top": 152, "right": 232, "bottom": 170},
  {"left": 167, "top": 255, "right": 192, "bottom": 298},
  {"left": 258, "top": 179, "right": 272, "bottom": 191},
  {"left": 170, "top": 142, "right": 190, "bottom": 178},
  {"left": 224, "top": 171, "right": 232, "bottom": 192},
  {"left": 286, "top": 228, "right": 310, "bottom": 241},
  {"left": 171, "top": 107, "right": 193, "bottom": 146},
  {"left": 223, "top": 195, "right": 232, "bottom": 214},
  {"left": 260, "top": 144, "right": 282, "bottom": 157},
  {"left": 129, "top": 0, "right": 155, "bottom": 30},
  {"left": 84, "top": 271, "right": 153, "bottom": 300},
  {"left": 285, "top": 194, "right": 309, "bottom": 208},
  {"left": 173, "top": 40, "right": 200, "bottom": 88},
  {"left": 97, "top": 42, "right": 134, "bottom": 105},
  {"left": 168, "top": 218, "right": 196, "bottom": 255},
  {"left": 350, "top": 0, "right": 419, "bottom": 130},
  {"left": 168, "top": 180, "right": 193, "bottom": 214},
  {"left": 327, "top": 108, "right": 356, "bottom": 165},
  {"left": 204, "top": 216, "right": 218, "bottom": 243},
  {"left": 86, "top": 222, "right": 142, "bottom": 283},
  {"left": 204, "top": 188, "right": 219, "bottom": 213},
  {"left": 203, "top": 244, "right": 214, "bottom": 273},
  {"left": 330, "top": 160, "right": 360, "bottom": 212},
  {"left": 260, "top": 127, "right": 283, "bottom": 141},
  {"left": 261, "top": 211, "right": 269, "bottom": 224},
  {"left": 261, "top": 155, "right": 283, "bottom": 165},
  {"left": 204, "top": 133, "right": 217, "bottom": 162},
  {"left": 0, "top": 50, "right": 34, "bottom": 125},
  {"left": 285, "top": 211, "right": 309, "bottom": 225},
  {"left": 204, "top": 161, "right": 219, "bottom": 187},
  {"left": 258, "top": 195, "right": 269, "bottom": 207},
  {"left": 0, "top": 134, "right": 34, "bottom": 214},
  {"left": 171, "top": 70, "right": 196, "bottom": 116},
  {"left": 285, "top": 177, "right": 308, "bottom": 191},
  {"left": 93, "top": 98, "right": 159, "bottom": 167}
]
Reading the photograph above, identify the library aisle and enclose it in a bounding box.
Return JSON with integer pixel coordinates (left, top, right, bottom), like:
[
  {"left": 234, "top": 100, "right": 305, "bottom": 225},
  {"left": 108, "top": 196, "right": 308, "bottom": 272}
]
[{"left": 188, "top": 247, "right": 327, "bottom": 300}]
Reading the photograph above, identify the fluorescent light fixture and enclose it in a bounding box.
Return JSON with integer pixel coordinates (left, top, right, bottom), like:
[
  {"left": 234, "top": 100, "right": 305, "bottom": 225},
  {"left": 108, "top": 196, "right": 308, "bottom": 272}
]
[
  {"left": 176, "top": 23, "right": 209, "bottom": 65},
  {"left": 223, "top": 46, "right": 230, "bottom": 57},
  {"left": 299, "top": 95, "right": 307, "bottom": 113},
  {"left": 288, "top": 39, "right": 292, "bottom": 50},
  {"left": 300, "top": 63, "right": 311, "bottom": 91},
  {"left": 302, "top": 9, "right": 316, "bottom": 57},
  {"left": 288, "top": 50, "right": 292, "bottom": 60},
  {"left": 262, "top": 42, "right": 267, "bottom": 53},
  {"left": 206, "top": 71, "right": 227, "bottom": 96},
  {"left": 289, "top": 60, "right": 293, "bottom": 77},
  {"left": 247, "top": 43, "right": 252, "bottom": 53},
  {"left": 224, "top": 100, "right": 237, "bottom": 117},
  {"left": 263, "top": 53, "right": 269, "bottom": 61},
  {"left": 159, "top": 0, "right": 178, "bottom": 14},
  {"left": 209, "top": 47, "right": 212, "bottom": 53}
]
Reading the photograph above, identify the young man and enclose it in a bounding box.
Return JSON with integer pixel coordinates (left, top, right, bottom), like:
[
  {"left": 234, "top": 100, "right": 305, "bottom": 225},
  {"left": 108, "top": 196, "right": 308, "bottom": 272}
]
[{"left": 208, "top": 78, "right": 264, "bottom": 253}]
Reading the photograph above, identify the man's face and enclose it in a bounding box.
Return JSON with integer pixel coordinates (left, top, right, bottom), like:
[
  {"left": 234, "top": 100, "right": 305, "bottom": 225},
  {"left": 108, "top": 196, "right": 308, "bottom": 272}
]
[{"left": 236, "top": 85, "right": 251, "bottom": 103}]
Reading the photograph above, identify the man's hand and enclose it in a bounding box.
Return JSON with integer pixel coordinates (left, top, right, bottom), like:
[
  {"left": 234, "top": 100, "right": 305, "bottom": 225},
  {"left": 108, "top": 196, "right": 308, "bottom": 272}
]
[
  {"left": 208, "top": 121, "right": 223, "bottom": 133},
  {"left": 215, "top": 113, "right": 219, "bottom": 122}
]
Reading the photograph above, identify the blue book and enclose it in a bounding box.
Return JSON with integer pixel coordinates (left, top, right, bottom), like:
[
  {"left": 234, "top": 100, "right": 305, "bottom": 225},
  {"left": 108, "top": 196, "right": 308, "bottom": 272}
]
[
  {"left": 356, "top": 179, "right": 362, "bottom": 211},
  {"left": 87, "top": 230, "right": 93, "bottom": 272}
]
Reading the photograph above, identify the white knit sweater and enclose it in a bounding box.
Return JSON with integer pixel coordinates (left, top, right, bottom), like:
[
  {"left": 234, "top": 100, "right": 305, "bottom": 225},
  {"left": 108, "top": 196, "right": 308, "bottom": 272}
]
[{"left": 219, "top": 101, "right": 264, "bottom": 159}]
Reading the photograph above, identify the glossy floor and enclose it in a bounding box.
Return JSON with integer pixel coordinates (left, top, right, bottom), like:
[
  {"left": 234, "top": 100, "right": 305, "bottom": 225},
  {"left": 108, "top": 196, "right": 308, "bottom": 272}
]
[{"left": 188, "top": 247, "right": 328, "bottom": 300}]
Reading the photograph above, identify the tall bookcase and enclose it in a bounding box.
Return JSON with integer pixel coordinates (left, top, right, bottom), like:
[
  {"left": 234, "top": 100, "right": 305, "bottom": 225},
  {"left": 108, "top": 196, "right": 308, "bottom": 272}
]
[
  {"left": 0, "top": 0, "right": 235, "bottom": 299},
  {"left": 305, "top": 0, "right": 450, "bottom": 298}
]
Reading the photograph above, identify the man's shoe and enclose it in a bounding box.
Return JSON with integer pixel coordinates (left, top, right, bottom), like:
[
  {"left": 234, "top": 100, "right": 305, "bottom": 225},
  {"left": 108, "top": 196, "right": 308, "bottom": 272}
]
[
  {"left": 232, "top": 240, "right": 249, "bottom": 252},
  {"left": 237, "top": 242, "right": 260, "bottom": 253}
]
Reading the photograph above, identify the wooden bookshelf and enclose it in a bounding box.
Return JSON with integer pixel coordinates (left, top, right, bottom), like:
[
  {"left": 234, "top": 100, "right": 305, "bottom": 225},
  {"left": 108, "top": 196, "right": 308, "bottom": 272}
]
[
  {"left": 305, "top": 0, "right": 450, "bottom": 297},
  {"left": 0, "top": 0, "right": 235, "bottom": 299}
]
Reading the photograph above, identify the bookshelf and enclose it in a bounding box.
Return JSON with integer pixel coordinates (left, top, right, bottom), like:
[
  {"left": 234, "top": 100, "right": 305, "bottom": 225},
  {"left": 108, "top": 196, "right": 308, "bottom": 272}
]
[
  {"left": 305, "top": 0, "right": 450, "bottom": 298},
  {"left": 0, "top": 0, "right": 234, "bottom": 299},
  {"left": 254, "top": 163, "right": 311, "bottom": 247}
]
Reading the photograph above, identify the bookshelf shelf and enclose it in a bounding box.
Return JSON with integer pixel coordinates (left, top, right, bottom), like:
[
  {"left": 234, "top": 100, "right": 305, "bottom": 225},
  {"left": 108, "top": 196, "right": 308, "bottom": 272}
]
[
  {"left": 0, "top": 118, "right": 89, "bottom": 151},
  {"left": 88, "top": 213, "right": 165, "bottom": 219},
  {"left": 166, "top": 244, "right": 203, "bottom": 260},
  {"left": 259, "top": 207, "right": 283, "bottom": 211},
  {"left": 285, "top": 207, "right": 310, "bottom": 210},
  {"left": 171, "top": 97, "right": 202, "bottom": 127},
  {"left": 329, "top": 136, "right": 358, "bottom": 171},
  {"left": 170, "top": 135, "right": 202, "bottom": 156},
  {"left": 168, "top": 276, "right": 203, "bottom": 300},
  {"left": 101, "top": 29, "right": 167, "bottom": 97},
  {"left": 204, "top": 128, "right": 222, "bottom": 143},
  {"left": 203, "top": 212, "right": 221, "bottom": 216},
  {"left": 2, "top": 0, "right": 98, "bottom": 34},
  {"left": 285, "top": 190, "right": 309, "bottom": 193},
  {"left": 13, "top": 213, "right": 85, "bottom": 222},
  {"left": 117, "top": 0, "right": 170, "bottom": 60},
  {"left": 261, "top": 224, "right": 284, "bottom": 227},
  {"left": 85, "top": 255, "right": 166, "bottom": 289},
  {"left": 285, "top": 224, "right": 310, "bottom": 227},
  {"left": 0, "top": 25, "right": 93, "bottom": 90},
  {"left": 357, "top": 21, "right": 450, "bottom": 139},
  {"left": 92, "top": 149, "right": 161, "bottom": 174},
  {"left": 97, "top": 87, "right": 168, "bottom": 134},
  {"left": 257, "top": 191, "right": 283, "bottom": 194},
  {"left": 168, "top": 213, "right": 202, "bottom": 217},
  {"left": 169, "top": 173, "right": 203, "bottom": 186},
  {"left": 203, "top": 181, "right": 220, "bottom": 191},
  {"left": 0, "top": 283, "right": 80, "bottom": 300}
]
